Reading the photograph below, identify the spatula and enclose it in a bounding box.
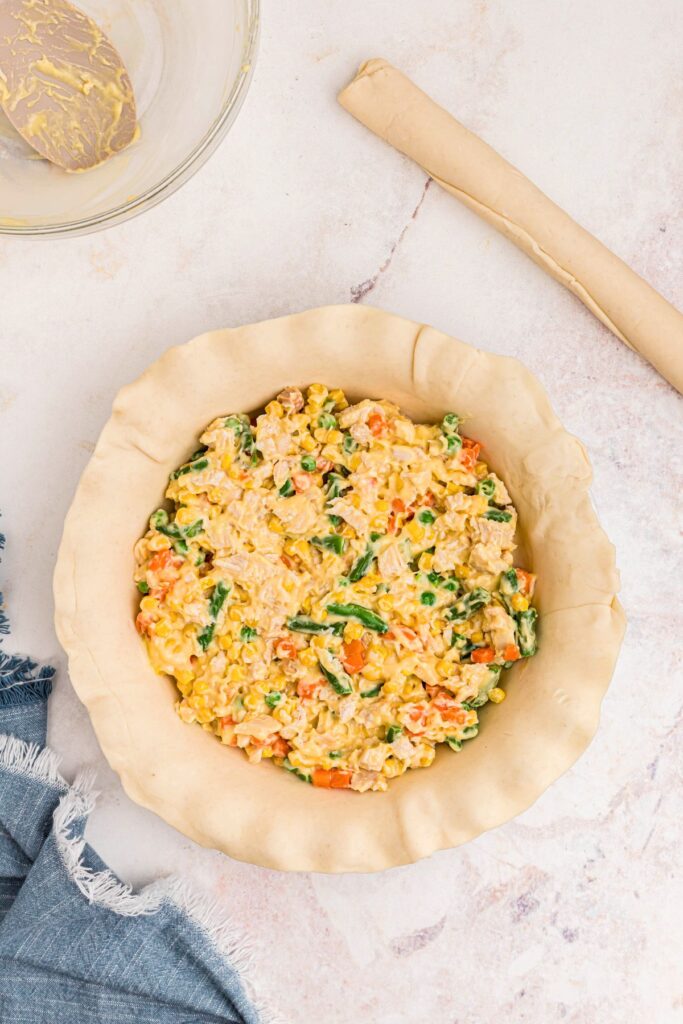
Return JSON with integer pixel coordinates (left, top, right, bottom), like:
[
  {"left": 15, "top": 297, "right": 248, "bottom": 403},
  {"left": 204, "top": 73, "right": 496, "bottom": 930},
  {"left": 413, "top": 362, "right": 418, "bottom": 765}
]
[{"left": 0, "top": 0, "right": 137, "bottom": 172}]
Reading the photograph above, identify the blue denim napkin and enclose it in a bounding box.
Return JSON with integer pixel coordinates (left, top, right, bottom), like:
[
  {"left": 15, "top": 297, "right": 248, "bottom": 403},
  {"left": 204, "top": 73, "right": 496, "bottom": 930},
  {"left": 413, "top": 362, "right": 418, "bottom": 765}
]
[{"left": 0, "top": 530, "right": 270, "bottom": 1024}]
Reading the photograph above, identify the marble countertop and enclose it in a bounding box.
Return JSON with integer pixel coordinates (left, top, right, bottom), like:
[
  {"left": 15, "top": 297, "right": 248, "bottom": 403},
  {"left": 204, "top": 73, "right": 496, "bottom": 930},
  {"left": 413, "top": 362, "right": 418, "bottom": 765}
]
[{"left": 2, "top": 1, "right": 682, "bottom": 1021}]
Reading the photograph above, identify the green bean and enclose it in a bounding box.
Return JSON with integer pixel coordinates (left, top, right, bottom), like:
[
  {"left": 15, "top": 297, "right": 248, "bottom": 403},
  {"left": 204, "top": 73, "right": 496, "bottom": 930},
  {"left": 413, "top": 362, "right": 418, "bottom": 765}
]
[
  {"left": 348, "top": 543, "right": 375, "bottom": 582},
  {"left": 342, "top": 434, "right": 357, "bottom": 454},
  {"left": 386, "top": 725, "right": 403, "bottom": 743},
  {"left": 326, "top": 603, "right": 388, "bottom": 633},
  {"left": 171, "top": 457, "right": 209, "bottom": 480},
  {"left": 279, "top": 479, "right": 295, "bottom": 497},
  {"left": 446, "top": 433, "right": 463, "bottom": 453},
  {"left": 208, "top": 581, "right": 230, "bottom": 619},
  {"left": 328, "top": 750, "right": 343, "bottom": 759},
  {"left": 446, "top": 736, "right": 462, "bottom": 751},
  {"left": 197, "top": 624, "right": 215, "bottom": 651},
  {"left": 311, "top": 535, "right": 346, "bottom": 555},
  {"left": 318, "top": 660, "right": 352, "bottom": 696},
  {"left": 499, "top": 568, "right": 519, "bottom": 595},
  {"left": 451, "top": 632, "right": 475, "bottom": 656},
  {"left": 484, "top": 509, "right": 512, "bottom": 522},
  {"left": 318, "top": 412, "right": 337, "bottom": 430},
  {"left": 360, "top": 684, "right": 382, "bottom": 698},
  {"left": 240, "top": 625, "right": 258, "bottom": 642},
  {"left": 447, "top": 587, "right": 491, "bottom": 622},
  {"left": 283, "top": 758, "right": 311, "bottom": 783},
  {"left": 325, "top": 472, "right": 350, "bottom": 501},
  {"left": 477, "top": 478, "right": 496, "bottom": 498},
  {"left": 287, "top": 616, "right": 345, "bottom": 636},
  {"left": 516, "top": 608, "right": 538, "bottom": 656}
]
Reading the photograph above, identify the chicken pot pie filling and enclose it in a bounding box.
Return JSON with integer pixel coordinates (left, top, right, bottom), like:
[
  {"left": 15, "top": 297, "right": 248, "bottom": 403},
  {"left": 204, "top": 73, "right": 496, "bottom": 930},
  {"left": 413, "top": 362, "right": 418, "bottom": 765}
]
[{"left": 134, "top": 385, "right": 538, "bottom": 792}]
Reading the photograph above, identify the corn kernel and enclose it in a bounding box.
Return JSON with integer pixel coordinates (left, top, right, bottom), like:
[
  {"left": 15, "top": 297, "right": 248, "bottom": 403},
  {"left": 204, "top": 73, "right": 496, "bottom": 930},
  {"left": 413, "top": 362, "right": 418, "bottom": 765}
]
[
  {"left": 299, "top": 434, "right": 316, "bottom": 452},
  {"left": 456, "top": 563, "right": 471, "bottom": 579},
  {"left": 327, "top": 429, "right": 343, "bottom": 444},
  {"left": 176, "top": 507, "right": 196, "bottom": 526},
  {"left": 299, "top": 648, "right": 318, "bottom": 667},
  {"left": 219, "top": 635, "right": 235, "bottom": 653},
  {"left": 140, "top": 596, "right": 157, "bottom": 613},
  {"left": 308, "top": 383, "right": 328, "bottom": 398},
  {"left": 268, "top": 515, "right": 284, "bottom": 533},
  {"left": 148, "top": 533, "right": 171, "bottom": 552},
  {"left": 471, "top": 631, "right": 484, "bottom": 643},
  {"left": 344, "top": 622, "right": 364, "bottom": 641},
  {"left": 349, "top": 453, "right": 362, "bottom": 471},
  {"left": 511, "top": 594, "right": 529, "bottom": 612},
  {"left": 406, "top": 520, "right": 424, "bottom": 542},
  {"left": 265, "top": 400, "right": 284, "bottom": 418},
  {"left": 383, "top": 678, "right": 400, "bottom": 694},
  {"left": 361, "top": 665, "right": 382, "bottom": 681},
  {"left": 243, "top": 692, "right": 260, "bottom": 711},
  {"left": 227, "top": 664, "right": 245, "bottom": 682},
  {"left": 375, "top": 499, "right": 390, "bottom": 512},
  {"left": 437, "top": 659, "right": 452, "bottom": 678},
  {"left": 475, "top": 462, "right": 488, "bottom": 478},
  {"left": 419, "top": 552, "right": 434, "bottom": 571},
  {"left": 377, "top": 595, "right": 394, "bottom": 612},
  {"left": 370, "top": 514, "right": 387, "bottom": 531},
  {"left": 328, "top": 388, "right": 346, "bottom": 407},
  {"left": 488, "top": 687, "right": 506, "bottom": 704},
  {"left": 228, "top": 606, "right": 244, "bottom": 622},
  {"left": 446, "top": 481, "right": 463, "bottom": 495},
  {"left": 310, "top": 635, "right": 326, "bottom": 649},
  {"left": 154, "top": 620, "right": 170, "bottom": 637}
]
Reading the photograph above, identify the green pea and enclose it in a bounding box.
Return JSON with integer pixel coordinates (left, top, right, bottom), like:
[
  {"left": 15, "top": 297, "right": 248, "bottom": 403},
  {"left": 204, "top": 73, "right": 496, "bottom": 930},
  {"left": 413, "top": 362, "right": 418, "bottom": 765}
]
[
  {"left": 418, "top": 509, "right": 435, "bottom": 525},
  {"left": 137, "top": 580, "right": 150, "bottom": 595},
  {"left": 318, "top": 412, "right": 337, "bottom": 430},
  {"left": 420, "top": 591, "right": 436, "bottom": 606},
  {"left": 265, "top": 691, "right": 282, "bottom": 709},
  {"left": 301, "top": 455, "right": 317, "bottom": 472}
]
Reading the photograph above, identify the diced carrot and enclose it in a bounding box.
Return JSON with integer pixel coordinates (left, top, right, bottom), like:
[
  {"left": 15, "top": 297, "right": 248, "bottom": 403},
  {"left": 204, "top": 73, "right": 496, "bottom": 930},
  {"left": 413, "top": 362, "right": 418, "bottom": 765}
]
[
  {"left": 515, "top": 570, "right": 536, "bottom": 596},
  {"left": 280, "top": 553, "right": 296, "bottom": 570},
  {"left": 312, "top": 768, "right": 352, "bottom": 789},
  {"left": 316, "top": 457, "right": 334, "bottom": 472},
  {"left": 387, "top": 513, "right": 397, "bottom": 535},
  {"left": 150, "top": 584, "right": 170, "bottom": 602},
  {"left": 219, "top": 716, "right": 235, "bottom": 728},
  {"left": 423, "top": 492, "right": 435, "bottom": 506},
  {"left": 276, "top": 638, "right": 298, "bottom": 660},
  {"left": 462, "top": 437, "right": 481, "bottom": 452},
  {"left": 271, "top": 736, "right": 290, "bottom": 758},
  {"left": 471, "top": 646, "right": 495, "bottom": 663},
  {"left": 292, "top": 472, "right": 312, "bottom": 492},
  {"left": 297, "top": 678, "right": 320, "bottom": 700},
  {"left": 135, "top": 612, "right": 152, "bottom": 635},
  {"left": 391, "top": 498, "right": 406, "bottom": 514},
  {"left": 503, "top": 644, "right": 521, "bottom": 662},
  {"left": 433, "top": 694, "right": 466, "bottom": 725},
  {"left": 342, "top": 639, "right": 366, "bottom": 674},
  {"left": 368, "top": 412, "right": 386, "bottom": 436},
  {"left": 148, "top": 549, "right": 182, "bottom": 575}
]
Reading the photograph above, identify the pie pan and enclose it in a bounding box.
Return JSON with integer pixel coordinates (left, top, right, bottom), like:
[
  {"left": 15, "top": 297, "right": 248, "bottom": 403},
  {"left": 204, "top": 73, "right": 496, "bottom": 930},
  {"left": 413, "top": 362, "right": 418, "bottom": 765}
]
[{"left": 54, "top": 305, "right": 625, "bottom": 872}]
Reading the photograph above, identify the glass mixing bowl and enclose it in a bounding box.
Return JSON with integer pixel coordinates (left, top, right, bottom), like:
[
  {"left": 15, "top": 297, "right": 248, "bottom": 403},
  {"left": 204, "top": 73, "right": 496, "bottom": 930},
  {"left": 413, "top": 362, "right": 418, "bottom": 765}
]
[{"left": 0, "top": 0, "right": 259, "bottom": 237}]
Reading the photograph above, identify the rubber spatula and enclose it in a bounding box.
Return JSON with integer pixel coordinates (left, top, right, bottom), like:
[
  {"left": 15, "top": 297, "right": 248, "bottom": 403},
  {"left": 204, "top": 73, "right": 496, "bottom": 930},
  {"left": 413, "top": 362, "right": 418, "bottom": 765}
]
[{"left": 0, "top": 0, "right": 137, "bottom": 171}]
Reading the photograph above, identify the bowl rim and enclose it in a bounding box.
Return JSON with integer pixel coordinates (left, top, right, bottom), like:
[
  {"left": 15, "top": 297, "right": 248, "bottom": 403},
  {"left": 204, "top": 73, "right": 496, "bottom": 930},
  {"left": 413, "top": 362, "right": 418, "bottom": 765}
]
[
  {"left": 53, "top": 304, "right": 626, "bottom": 872},
  {"left": 0, "top": 0, "right": 260, "bottom": 239}
]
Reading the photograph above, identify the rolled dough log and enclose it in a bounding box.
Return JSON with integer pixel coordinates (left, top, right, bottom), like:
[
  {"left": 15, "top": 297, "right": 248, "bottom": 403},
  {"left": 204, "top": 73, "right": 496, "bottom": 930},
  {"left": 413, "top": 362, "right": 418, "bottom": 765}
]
[{"left": 338, "top": 58, "right": 683, "bottom": 394}]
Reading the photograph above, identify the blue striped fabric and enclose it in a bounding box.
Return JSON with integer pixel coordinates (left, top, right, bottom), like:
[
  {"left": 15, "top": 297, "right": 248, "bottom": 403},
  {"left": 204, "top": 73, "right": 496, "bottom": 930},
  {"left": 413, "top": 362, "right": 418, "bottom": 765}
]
[{"left": 0, "top": 528, "right": 264, "bottom": 1024}]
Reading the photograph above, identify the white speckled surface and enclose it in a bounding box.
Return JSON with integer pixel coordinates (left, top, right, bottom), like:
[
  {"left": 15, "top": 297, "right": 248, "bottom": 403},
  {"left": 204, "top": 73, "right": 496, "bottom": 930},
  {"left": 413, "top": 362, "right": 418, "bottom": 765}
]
[{"left": 2, "top": 1, "right": 682, "bottom": 1021}]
